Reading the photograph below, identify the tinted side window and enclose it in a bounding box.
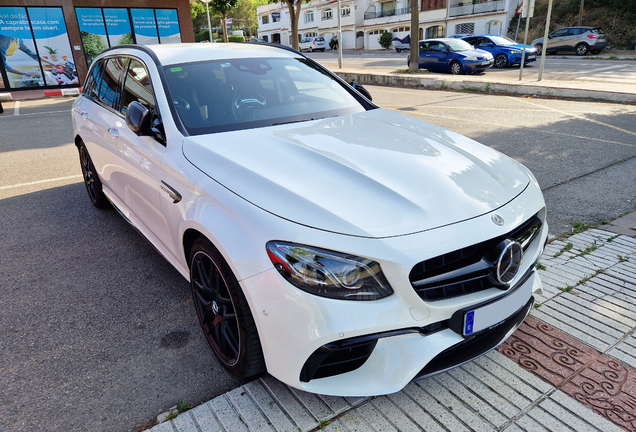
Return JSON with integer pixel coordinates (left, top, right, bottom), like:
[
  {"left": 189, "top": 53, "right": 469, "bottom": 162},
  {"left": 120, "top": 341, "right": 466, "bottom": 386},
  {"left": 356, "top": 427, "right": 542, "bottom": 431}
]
[
  {"left": 85, "top": 60, "right": 104, "bottom": 100},
  {"left": 98, "top": 58, "right": 127, "bottom": 109},
  {"left": 120, "top": 59, "right": 156, "bottom": 116}
]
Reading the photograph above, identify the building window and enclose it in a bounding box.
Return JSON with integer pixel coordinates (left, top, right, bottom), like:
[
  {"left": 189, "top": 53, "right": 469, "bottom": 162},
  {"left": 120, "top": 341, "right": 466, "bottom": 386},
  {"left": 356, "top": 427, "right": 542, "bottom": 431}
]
[
  {"left": 322, "top": 9, "right": 333, "bottom": 20},
  {"left": 341, "top": 6, "right": 351, "bottom": 16},
  {"left": 262, "top": 15, "right": 269, "bottom": 24},
  {"left": 381, "top": 1, "right": 396, "bottom": 15},
  {"left": 426, "top": 25, "right": 444, "bottom": 39},
  {"left": 263, "top": 35, "right": 268, "bottom": 42},
  {"left": 305, "top": 11, "right": 314, "bottom": 23},
  {"left": 272, "top": 14, "right": 280, "bottom": 23},
  {"left": 455, "top": 23, "right": 475, "bottom": 35}
]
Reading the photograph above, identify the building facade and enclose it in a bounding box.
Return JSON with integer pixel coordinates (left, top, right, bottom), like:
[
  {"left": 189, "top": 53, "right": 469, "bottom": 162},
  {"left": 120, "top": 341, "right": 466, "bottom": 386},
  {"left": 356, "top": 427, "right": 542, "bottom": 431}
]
[
  {"left": 257, "top": 0, "right": 519, "bottom": 51},
  {"left": 0, "top": 0, "right": 194, "bottom": 92}
]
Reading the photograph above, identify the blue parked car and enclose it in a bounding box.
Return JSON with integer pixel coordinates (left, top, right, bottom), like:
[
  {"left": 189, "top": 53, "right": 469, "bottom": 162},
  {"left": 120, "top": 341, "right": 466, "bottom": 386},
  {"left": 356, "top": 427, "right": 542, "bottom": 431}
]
[
  {"left": 462, "top": 35, "right": 537, "bottom": 68},
  {"left": 407, "top": 39, "right": 494, "bottom": 75}
]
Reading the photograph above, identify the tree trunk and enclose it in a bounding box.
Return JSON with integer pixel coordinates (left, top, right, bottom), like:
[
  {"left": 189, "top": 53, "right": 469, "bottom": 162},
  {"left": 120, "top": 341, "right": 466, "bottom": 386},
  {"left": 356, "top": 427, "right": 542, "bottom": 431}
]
[
  {"left": 409, "top": 0, "right": 419, "bottom": 72},
  {"left": 222, "top": 15, "right": 229, "bottom": 43},
  {"left": 286, "top": 0, "right": 301, "bottom": 50}
]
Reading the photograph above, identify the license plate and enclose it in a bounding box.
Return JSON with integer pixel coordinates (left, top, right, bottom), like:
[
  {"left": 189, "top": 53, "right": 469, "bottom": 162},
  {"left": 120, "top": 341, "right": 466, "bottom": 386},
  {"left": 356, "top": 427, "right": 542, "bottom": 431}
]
[
  {"left": 481, "top": 60, "right": 491, "bottom": 65},
  {"left": 527, "top": 55, "right": 536, "bottom": 59},
  {"left": 463, "top": 273, "right": 533, "bottom": 336}
]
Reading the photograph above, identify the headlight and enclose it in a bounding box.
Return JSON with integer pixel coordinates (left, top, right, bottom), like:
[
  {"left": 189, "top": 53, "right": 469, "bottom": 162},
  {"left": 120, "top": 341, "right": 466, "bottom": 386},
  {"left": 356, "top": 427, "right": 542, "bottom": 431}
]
[
  {"left": 266, "top": 241, "right": 393, "bottom": 301},
  {"left": 464, "top": 56, "right": 478, "bottom": 61},
  {"left": 510, "top": 50, "right": 522, "bottom": 54}
]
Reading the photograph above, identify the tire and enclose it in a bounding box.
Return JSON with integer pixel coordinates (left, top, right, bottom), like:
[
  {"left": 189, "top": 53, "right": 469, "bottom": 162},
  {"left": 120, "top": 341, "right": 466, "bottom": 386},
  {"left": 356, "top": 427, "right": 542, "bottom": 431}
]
[
  {"left": 308, "top": 46, "right": 313, "bottom": 52},
  {"left": 450, "top": 61, "right": 463, "bottom": 75},
  {"left": 396, "top": 48, "right": 401, "bottom": 53},
  {"left": 576, "top": 43, "right": 589, "bottom": 56},
  {"left": 533, "top": 44, "right": 542, "bottom": 55},
  {"left": 77, "top": 141, "right": 110, "bottom": 209},
  {"left": 190, "top": 237, "right": 265, "bottom": 378},
  {"left": 494, "top": 53, "right": 509, "bottom": 68}
]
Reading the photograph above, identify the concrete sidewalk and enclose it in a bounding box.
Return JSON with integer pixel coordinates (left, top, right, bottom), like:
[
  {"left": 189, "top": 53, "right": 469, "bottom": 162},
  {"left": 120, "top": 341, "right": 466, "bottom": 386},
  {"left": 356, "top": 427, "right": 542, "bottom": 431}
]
[{"left": 149, "top": 218, "right": 636, "bottom": 432}]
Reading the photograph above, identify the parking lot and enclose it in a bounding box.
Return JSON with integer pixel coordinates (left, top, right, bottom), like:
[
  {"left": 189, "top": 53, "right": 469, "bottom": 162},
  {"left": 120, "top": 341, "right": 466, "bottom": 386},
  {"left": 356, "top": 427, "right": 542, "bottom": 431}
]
[{"left": 1, "top": 89, "right": 635, "bottom": 432}]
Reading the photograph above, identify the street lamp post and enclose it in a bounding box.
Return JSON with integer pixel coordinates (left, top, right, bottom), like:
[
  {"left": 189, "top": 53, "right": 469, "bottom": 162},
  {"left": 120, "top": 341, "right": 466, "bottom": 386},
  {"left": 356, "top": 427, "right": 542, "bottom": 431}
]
[
  {"left": 201, "top": 0, "right": 214, "bottom": 43},
  {"left": 337, "top": 0, "right": 343, "bottom": 68}
]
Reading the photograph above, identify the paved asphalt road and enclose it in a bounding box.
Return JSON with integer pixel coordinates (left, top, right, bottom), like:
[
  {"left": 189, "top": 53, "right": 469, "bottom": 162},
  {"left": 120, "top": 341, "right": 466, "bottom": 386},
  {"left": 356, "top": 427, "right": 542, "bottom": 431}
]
[
  {"left": 308, "top": 50, "right": 636, "bottom": 85},
  {"left": 1, "top": 91, "right": 635, "bottom": 432}
]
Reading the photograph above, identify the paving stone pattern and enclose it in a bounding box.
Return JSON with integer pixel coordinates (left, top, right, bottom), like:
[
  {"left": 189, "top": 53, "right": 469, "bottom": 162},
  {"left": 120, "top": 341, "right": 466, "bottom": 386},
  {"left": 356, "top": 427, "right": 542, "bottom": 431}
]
[{"left": 150, "top": 231, "right": 635, "bottom": 432}]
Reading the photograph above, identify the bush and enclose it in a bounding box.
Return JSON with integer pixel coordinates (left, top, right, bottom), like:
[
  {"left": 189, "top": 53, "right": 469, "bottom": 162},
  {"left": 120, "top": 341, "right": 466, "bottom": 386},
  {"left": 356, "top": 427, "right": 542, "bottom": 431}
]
[
  {"left": 195, "top": 30, "right": 216, "bottom": 42},
  {"left": 228, "top": 35, "right": 245, "bottom": 42},
  {"left": 379, "top": 31, "right": 393, "bottom": 50}
]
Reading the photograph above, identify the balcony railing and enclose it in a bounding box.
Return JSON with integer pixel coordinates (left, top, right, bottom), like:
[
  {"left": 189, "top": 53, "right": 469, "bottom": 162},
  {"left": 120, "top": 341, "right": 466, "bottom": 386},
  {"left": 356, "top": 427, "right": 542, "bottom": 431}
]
[
  {"left": 448, "top": 0, "right": 505, "bottom": 17},
  {"left": 364, "top": 7, "right": 410, "bottom": 20}
]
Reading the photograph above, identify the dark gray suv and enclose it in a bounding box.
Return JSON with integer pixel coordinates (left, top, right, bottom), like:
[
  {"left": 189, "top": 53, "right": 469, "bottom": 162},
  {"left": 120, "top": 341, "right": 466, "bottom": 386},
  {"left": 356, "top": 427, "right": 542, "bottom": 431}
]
[{"left": 531, "top": 27, "right": 606, "bottom": 56}]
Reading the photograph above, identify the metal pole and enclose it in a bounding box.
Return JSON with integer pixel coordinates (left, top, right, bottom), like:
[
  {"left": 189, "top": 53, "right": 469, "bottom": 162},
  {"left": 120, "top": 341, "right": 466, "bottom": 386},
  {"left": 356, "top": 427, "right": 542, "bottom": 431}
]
[
  {"left": 337, "top": 0, "right": 343, "bottom": 68},
  {"left": 203, "top": 0, "right": 214, "bottom": 43},
  {"left": 519, "top": 16, "right": 530, "bottom": 80},
  {"left": 538, "top": 0, "right": 553, "bottom": 81},
  {"left": 514, "top": 13, "right": 521, "bottom": 42}
]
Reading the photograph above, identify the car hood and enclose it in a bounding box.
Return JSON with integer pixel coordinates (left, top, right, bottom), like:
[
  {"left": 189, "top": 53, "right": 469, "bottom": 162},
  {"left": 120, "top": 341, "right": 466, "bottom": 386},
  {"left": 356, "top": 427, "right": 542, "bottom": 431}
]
[
  {"left": 182, "top": 109, "right": 529, "bottom": 238},
  {"left": 501, "top": 43, "right": 535, "bottom": 51},
  {"left": 458, "top": 48, "right": 493, "bottom": 58}
]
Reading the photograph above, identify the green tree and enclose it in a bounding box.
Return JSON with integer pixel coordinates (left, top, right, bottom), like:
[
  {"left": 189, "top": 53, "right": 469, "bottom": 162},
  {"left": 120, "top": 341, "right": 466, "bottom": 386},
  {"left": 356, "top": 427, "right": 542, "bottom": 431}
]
[
  {"left": 80, "top": 31, "right": 108, "bottom": 64},
  {"left": 379, "top": 32, "right": 393, "bottom": 50},
  {"left": 209, "top": 0, "right": 241, "bottom": 42},
  {"left": 117, "top": 33, "right": 134, "bottom": 45},
  {"left": 269, "top": 0, "right": 311, "bottom": 50}
]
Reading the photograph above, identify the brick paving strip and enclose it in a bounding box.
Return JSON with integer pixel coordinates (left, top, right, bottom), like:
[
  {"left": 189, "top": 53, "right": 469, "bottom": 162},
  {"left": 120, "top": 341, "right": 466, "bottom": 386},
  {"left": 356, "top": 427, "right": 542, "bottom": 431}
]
[{"left": 150, "top": 229, "right": 636, "bottom": 432}]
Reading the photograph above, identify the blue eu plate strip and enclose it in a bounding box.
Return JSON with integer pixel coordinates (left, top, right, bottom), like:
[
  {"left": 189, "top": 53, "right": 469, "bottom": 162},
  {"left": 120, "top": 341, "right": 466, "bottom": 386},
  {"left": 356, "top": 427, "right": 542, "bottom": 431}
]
[{"left": 464, "top": 311, "right": 474, "bottom": 336}]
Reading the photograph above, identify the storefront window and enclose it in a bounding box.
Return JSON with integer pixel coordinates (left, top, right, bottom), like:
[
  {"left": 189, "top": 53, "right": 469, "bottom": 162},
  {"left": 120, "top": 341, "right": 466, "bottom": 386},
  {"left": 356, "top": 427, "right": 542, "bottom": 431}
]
[
  {"left": 131, "top": 9, "right": 159, "bottom": 45},
  {"left": 156, "top": 9, "right": 181, "bottom": 44},
  {"left": 104, "top": 9, "right": 133, "bottom": 47},
  {"left": 0, "top": 6, "right": 78, "bottom": 89}
]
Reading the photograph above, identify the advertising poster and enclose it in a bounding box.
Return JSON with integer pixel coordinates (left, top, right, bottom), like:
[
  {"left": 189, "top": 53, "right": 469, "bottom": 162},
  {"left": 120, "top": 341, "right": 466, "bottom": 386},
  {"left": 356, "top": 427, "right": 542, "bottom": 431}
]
[
  {"left": 104, "top": 9, "right": 133, "bottom": 47},
  {"left": 156, "top": 10, "right": 181, "bottom": 44},
  {"left": 131, "top": 9, "right": 159, "bottom": 45},
  {"left": 76, "top": 8, "right": 108, "bottom": 65},
  {"left": 28, "top": 8, "right": 79, "bottom": 86},
  {"left": 0, "top": 7, "right": 44, "bottom": 88}
]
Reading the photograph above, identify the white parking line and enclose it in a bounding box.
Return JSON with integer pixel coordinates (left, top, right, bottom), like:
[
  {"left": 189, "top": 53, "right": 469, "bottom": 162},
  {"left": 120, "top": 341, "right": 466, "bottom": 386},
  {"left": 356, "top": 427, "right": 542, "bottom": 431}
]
[
  {"left": 0, "top": 174, "right": 82, "bottom": 191},
  {"left": 14, "top": 100, "right": 19, "bottom": 116},
  {"left": 556, "top": 65, "right": 627, "bottom": 75}
]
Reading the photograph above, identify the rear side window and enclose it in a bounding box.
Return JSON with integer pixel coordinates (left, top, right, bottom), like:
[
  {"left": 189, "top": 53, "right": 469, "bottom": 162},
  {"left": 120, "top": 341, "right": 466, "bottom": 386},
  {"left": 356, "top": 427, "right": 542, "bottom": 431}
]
[
  {"left": 591, "top": 28, "right": 604, "bottom": 34},
  {"left": 97, "top": 58, "right": 127, "bottom": 109},
  {"left": 120, "top": 59, "right": 156, "bottom": 116},
  {"left": 84, "top": 60, "right": 104, "bottom": 100}
]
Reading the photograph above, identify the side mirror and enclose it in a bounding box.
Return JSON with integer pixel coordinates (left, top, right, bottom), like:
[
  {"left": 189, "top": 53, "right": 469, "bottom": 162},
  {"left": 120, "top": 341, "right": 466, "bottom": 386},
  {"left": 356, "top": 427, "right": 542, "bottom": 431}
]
[
  {"left": 125, "top": 101, "right": 152, "bottom": 136},
  {"left": 548, "top": 35, "right": 553, "bottom": 39},
  {"left": 350, "top": 82, "right": 372, "bottom": 102}
]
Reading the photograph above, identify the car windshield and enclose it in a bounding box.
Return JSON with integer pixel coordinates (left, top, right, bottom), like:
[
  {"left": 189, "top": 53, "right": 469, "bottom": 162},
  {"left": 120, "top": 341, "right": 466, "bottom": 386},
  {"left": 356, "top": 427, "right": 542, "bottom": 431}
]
[
  {"left": 445, "top": 39, "right": 473, "bottom": 52},
  {"left": 164, "top": 57, "right": 367, "bottom": 135},
  {"left": 489, "top": 36, "right": 516, "bottom": 46}
]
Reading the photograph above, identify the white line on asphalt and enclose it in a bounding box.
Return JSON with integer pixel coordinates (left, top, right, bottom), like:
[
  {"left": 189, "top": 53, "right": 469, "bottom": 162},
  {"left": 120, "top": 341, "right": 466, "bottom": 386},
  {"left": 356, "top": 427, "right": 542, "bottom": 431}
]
[
  {"left": 0, "top": 174, "right": 82, "bottom": 190},
  {"left": 0, "top": 109, "right": 72, "bottom": 118},
  {"left": 14, "top": 100, "right": 19, "bottom": 116},
  {"left": 556, "top": 65, "right": 626, "bottom": 75}
]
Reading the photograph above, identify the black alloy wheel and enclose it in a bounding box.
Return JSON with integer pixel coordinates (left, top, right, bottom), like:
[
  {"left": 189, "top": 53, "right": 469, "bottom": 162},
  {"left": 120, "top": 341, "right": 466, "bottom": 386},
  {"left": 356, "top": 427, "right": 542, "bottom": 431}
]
[
  {"left": 78, "top": 142, "right": 110, "bottom": 209},
  {"left": 495, "top": 53, "right": 509, "bottom": 68},
  {"left": 190, "top": 237, "right": 265, "bottom": 377}
]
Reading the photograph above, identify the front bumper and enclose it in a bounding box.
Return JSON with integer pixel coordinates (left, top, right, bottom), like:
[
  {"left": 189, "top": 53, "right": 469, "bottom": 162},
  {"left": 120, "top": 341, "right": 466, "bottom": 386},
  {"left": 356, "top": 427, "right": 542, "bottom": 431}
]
[
  {"left": 242, "top": 181, "right": 547, "bottom": 396},
  {"left": 511, "top": 53, "right": 537, "bottom": 65},
  {"left": 464, "top": 59, "right": 494, "bottom": 72}
]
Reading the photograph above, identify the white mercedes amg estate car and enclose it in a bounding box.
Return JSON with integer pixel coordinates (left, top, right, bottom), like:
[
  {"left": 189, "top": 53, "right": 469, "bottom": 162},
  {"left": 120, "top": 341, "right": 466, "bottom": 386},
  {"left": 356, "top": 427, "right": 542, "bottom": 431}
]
[{"left": 72, "top": 43, "right": 547, "bottom": 396}]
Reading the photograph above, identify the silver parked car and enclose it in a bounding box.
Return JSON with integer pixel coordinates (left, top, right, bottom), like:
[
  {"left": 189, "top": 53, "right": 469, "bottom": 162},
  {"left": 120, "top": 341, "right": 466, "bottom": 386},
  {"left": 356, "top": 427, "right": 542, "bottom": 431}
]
[
  {"left": 531, "top": 26, "right": 606, "bottom": 56},
  {"left": 298, "top": 36, "right": 326, "bottom": 52}
]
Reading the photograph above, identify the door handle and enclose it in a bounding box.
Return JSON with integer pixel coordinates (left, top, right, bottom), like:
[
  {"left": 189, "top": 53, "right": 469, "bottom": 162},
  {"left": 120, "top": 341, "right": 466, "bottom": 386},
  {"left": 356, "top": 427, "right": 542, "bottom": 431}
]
[
  {"left": 81, "top": 111, "right": 88, "bottom": 119},
  {"left": 161, "top": 181, "right": 182, "bottom": 204},
  {"left": 107, "top": 127, "right": 119, "bottom": 136}
]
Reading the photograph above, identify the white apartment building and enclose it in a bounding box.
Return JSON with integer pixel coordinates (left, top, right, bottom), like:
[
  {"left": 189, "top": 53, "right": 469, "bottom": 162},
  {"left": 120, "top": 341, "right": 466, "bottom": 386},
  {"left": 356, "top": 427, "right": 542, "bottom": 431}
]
[{"left": 257, "top": 0, "right": 520, "bottom": 51}]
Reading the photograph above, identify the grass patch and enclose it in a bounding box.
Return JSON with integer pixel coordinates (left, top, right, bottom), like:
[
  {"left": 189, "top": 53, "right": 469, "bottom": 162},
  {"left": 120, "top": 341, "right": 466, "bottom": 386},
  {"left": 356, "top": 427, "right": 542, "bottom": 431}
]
[
  {"left": 557, "top": 285, "right": 574, "bottom": 292},
  {"left": 536, "top": 262, "right": 546, "bottom": 270},
  {"left": 319, "top": 419, "right": 331, "bottom": 429},
  {"left": 534, "top": 303, "right": 541, "bottom": 308},
  {"left": 554, "top": 242, "right": 574, "bottom": 258},
  {"left": 607, "top": 235, "right": 618, "bottom": 242},
  {"left": 577, "top": 241, "right": 600, "bottom": 257},
  {"left": 618, "top": 254, "right": 629, "bottom": 262},
  {"left": 395, "top": 68, "right": 429, "bottom": 74},
  {"left": 571, "top": 222, "right": 593, "bottom": 234},
  {"left": 485, "top": 81, "right": 491, "bottom": 93}
]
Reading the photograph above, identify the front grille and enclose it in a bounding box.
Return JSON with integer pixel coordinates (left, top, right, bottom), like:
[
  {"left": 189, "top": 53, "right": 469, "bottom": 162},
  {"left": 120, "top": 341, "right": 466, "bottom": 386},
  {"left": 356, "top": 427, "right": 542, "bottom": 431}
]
[{"left": 409, "top": 214, "right": 542, "bottom": 302}]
